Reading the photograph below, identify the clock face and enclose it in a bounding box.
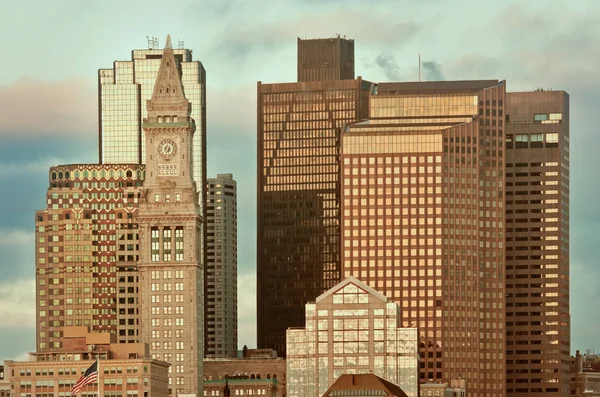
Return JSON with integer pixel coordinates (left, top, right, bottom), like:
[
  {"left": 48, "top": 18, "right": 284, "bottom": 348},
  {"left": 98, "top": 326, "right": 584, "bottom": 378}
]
[{"left": 158, "top": 139, "right": 177, "bottom": 158}]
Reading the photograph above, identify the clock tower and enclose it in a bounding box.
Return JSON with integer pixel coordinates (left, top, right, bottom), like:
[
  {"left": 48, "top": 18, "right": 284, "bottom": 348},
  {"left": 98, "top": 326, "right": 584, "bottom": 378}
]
[{"left": 137, "top": 35, "right": 203, "bottom": 397}]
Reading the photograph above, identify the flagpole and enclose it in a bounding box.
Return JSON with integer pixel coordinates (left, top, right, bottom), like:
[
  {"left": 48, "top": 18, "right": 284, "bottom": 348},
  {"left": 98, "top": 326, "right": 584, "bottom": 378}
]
[{"left": 97, "top": 356, "right": 101, "bottom": 397}]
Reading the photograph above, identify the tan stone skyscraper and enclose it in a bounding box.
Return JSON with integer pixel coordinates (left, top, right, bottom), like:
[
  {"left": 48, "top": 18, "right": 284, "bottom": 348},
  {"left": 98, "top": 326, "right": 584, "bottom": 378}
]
[{"left": 137, "top": 36, "right": 204, "bottom": 396}]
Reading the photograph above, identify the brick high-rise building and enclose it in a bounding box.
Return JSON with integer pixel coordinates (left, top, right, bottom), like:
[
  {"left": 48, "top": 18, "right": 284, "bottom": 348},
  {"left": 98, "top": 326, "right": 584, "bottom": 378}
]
[
  {"left": 257, "top": 37, "right": 371, "bottom": 355},
  {"left": 505, "top": 90, "right": 570, "bottom": 397},
  {"left": 341, "top": 80, "right": 507, "bottom": 396},
  {"left": 136, "top": 36, "right": 204, "bottom": 396},
  {"left": 205, "top": 174, "right": 238, "bottom": 358},
  {"left": 35, "top": 163, "right": 144, "bottom": 351}
]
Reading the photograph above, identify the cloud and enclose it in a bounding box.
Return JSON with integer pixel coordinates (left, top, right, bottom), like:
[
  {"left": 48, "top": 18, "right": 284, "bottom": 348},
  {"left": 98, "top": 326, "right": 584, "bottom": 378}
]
[
  {"left": 0, "top": 77, "right": 96, "bottom": 137},
  {"left": 0, "top": 229, "right": 35, "bottom": 281},
  {"left": 375, "top": 53, "right": 401, "bottom": 81},
  {"left": 0, "top": 278, "right": 36, "bottom": 329},
  {"left": 237, "top": 271, "right": 257, "bottom": 349},
  {"left": 421, "top": 60, "right": 444, "bottom": 81}
]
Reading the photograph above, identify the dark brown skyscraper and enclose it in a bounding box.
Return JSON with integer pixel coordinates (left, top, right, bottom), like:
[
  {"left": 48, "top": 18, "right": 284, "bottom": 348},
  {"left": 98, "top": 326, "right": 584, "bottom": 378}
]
[
  {"left": 297, "top": 37, "right": 355, "bottom": 82},
  {"left": 257, "top": 38, "right": 370, "bottom": 355},
  {"left": 505, "top": 91, "right": 570, "bottom": 397},
  {"left": 341, "top": 80, "right": 507, "bottom": 396}
]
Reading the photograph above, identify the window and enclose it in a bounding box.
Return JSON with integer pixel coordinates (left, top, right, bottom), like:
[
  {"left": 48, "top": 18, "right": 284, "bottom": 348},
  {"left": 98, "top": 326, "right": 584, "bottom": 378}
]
[
  {"left": 534, "top": 113, "right": 548, "bottom": 122},
  {"left": 546, "top": 133, "right": 559, "bottom": 144}
]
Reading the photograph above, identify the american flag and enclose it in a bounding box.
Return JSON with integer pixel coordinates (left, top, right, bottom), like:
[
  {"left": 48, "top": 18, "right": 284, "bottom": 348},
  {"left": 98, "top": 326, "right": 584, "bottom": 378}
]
[{"left": 70, "top": 360, "right": 98, "bottom": 396}]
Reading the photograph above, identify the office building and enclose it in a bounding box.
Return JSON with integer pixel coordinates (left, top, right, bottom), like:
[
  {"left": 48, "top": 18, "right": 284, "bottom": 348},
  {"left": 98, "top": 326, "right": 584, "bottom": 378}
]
[
  {"left": 257, "top": 37, "right": 371, "bottom": 355},
  {"left": 6, "top": 327, "right": 169, "bottom": 397},
  {"left": 341, "top": 80, "right": 507, "bottom": 395},
  {"left": 205, "top": 174, "right": 238, "bottom": 358},
  {"left": 322, "top": 374, "right": 409, "bottom": 397},
  {"left": 505, "top": 90, "right": 570, "bottom": 396},
  {"left": 35, "top": 163, "right": 144, "bottom": 351},
  {"left": 136, "top": 37, "right": 204, "bottom": 397},
  {"left": 286, "top": 277, "right": 419, "bottom": 397}
]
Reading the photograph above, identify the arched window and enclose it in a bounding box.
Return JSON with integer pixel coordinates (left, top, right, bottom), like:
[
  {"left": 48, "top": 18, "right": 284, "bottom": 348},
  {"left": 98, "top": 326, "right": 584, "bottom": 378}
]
[
  {"left": 65, "top": 171, "right": 70, "bottom": 179},
  {"left": 91, "top": 170, "right": 98, "bottom": 179},
  {"left": 126, "top": 170, "right": 133, "bottom": 178},
  {"left": 266, "top": 374, "right": 270, "bottom": 379},
  {"left": 74, "top": 170, "right": 80, "bottom": 179},
  {"left": 100, "top": 170, "right": 106, "bottom": 178},
  {"left": 273, "top": 374, "right": 277, "bottom": 380},
  {"left": 83, "top": 170, "right": 89, "bottom": 178},
  {"left": 165, "top": 116, "right": 172, "bottom": 123},
  {"left": 173, "top": 116, "right": 178, "bottom": 123},
  {"left": 51, "top": 172, "right": 57, "bottom": 180},
  {"left": 250, "top": 374, "right": 255, "bottom": 380},
  {"left": 58, "top": 172, "right": 63, "bottom": 179},
  {"left": 158, "top": 116, "right": 163, "bottom": 123}
]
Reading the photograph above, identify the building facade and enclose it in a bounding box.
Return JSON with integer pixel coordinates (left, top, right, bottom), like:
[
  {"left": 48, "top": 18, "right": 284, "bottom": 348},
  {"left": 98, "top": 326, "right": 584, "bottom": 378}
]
[
  {"left": 341, "top": 80, "right": 507, "bottom": 396},
  {"left": 505, "top": 90, "right": 570, "bottom": 396},
  {"left": 6, "top": 327, "right": 169, "bottom": 397},
  {"left": 35, "top": 163, "right": 144, "bottom": 351},
  {"left": 203, "top": 350, "right": 286, "bottom": 397},
  {"left": 136, "top": 37, "right": 204, "bottom": 397},
  {"left": 206, "top": 174, "right": 238, "bottom": 358},
  {"left": 570, "top": 351, "right": 600, "bottom": 397},
  {"left": 286, "top": 277, "right": 419, "bottom": 397},
  {"left": 257, "top": 37, "right": 372, "bottom": 355},
  {"left": 297, "top": 37, "right": 355, "bottom": 82}
]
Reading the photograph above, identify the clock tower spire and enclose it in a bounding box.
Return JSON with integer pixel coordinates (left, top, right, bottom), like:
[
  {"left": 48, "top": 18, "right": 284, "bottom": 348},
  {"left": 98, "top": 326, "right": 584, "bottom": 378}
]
[{"left": 138, "top": 35, "right": 204, "bottom": 397}]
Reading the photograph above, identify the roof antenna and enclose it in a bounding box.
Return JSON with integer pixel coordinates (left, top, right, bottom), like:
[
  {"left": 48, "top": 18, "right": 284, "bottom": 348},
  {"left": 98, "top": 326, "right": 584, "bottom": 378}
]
[{"left": 418, "top": 54, "right": 421, "bottom": 82}]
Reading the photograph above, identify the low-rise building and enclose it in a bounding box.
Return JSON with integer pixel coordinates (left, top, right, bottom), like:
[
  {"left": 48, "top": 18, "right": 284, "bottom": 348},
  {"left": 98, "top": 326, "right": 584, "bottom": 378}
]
[
  {"left": 203, "top": 349, "right": 285, "bottom": 397},
  {"left": 6, "top": 327, "right": 169, "bottom": 397},
  {"left": 570, "top": 350, "right": 600, "bottom": 397},
  {"left": 286, "top": 277, "right": 419, "bottom": 397},
  {"left": 420, "top": 379, "right": 465, "bottom": 397},
  {"left": 0, "top": 364, "right": 10, "bottom": 397}
]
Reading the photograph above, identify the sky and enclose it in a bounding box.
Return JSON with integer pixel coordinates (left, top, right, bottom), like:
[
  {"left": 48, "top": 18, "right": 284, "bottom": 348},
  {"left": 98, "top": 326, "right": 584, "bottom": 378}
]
[{"left": 0, "top": 0, "right": 599, "bottom": 360}]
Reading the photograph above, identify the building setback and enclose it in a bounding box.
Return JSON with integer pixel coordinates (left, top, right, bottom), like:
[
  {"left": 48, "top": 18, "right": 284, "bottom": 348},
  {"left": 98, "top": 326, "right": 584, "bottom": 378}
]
[
  {"left": 505, "top": 90, "right": 570, "bottom": 396},
  {"left": 206, "top": 174, "right": 238, "bottom": 358},
  {"left": 286, "top": 277, "right": 419, "bottom": 397},
  {"left": 257, "top": 37, "right": 371, "bottom": 356},
  {"left": 341, "top": 80, "right": 507, "bottom": 396}
]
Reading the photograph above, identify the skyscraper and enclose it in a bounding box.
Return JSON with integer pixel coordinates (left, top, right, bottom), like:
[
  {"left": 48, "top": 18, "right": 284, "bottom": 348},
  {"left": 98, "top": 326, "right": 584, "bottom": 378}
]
[
  {"left": 136, "top": 37, "right": 204, "bottom": 396},
  {"left": 35, "top": 163, "right": 144, "bottom": 351},
  {"left": 206, "top": 174, "right": 238, "bottom": 358},
  {"left": 340, "top": 80, "right": 507, "bottom": 396},
  {"left": 98, "top": 37, "right": 207, "bottom": 213},
  {"left": 504, "top": 90, "right": 570, "bottom": 397},
  {"left": 257, "top": 37, "right": 371, "bottom": 355}
]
